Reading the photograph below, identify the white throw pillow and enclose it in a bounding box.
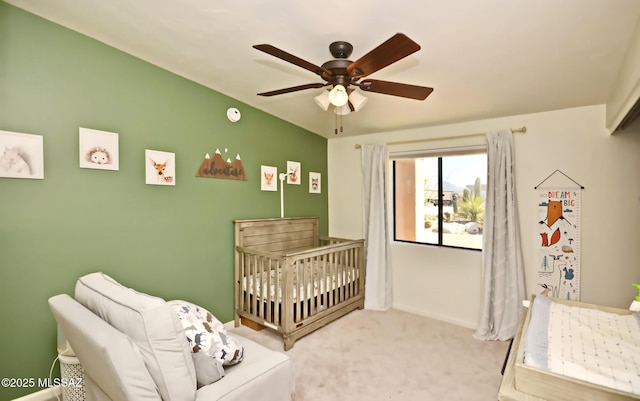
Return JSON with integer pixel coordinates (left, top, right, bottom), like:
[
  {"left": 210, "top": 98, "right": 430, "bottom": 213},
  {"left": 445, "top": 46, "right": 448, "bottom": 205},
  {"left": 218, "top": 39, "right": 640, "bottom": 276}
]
[{"left": 169, "top": 300, "right": 244, "bottom": 366}]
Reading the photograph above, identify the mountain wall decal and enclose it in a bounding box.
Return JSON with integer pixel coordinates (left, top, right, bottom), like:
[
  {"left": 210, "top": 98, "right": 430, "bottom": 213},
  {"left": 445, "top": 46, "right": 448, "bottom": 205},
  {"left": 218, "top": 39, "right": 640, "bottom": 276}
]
[{"left": 196, "top": 149, "right": 247, "bottom": 181}]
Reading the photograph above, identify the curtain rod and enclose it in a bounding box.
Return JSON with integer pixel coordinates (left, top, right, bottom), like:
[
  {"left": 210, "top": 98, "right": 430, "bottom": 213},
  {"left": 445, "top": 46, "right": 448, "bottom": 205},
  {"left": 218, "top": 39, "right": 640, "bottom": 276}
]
[{"left": 354, "top": 126, "right": 527, "bottom": 149}]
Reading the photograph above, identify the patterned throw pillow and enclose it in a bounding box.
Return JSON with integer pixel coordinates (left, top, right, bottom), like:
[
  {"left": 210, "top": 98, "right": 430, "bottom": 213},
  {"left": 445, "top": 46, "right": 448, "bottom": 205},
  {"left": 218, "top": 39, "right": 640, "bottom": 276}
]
[{"left": 168, "top": 300, "right": 244, "bottom": 366}]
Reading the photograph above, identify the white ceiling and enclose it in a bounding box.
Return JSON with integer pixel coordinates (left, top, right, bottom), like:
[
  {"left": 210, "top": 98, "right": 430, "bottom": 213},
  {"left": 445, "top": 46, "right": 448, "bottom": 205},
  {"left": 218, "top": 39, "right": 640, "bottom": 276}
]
[{"left": 6, "top": 0, "right": 640, "bottom": 138}]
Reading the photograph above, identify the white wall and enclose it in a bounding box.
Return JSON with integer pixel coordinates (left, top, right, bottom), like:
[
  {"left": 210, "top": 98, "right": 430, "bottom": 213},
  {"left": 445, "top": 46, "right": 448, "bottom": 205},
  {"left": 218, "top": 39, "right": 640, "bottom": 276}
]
[{"left": 328, "top": 105, "right": 640, "bottom": 329}]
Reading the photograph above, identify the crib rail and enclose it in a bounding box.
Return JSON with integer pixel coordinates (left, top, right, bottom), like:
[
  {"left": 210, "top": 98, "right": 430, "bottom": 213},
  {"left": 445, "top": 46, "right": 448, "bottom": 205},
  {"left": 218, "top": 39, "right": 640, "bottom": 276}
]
[
  {"left": 234, "top": 237, "right": 365, "bottom": 342},
  {"left": 235, "top": 247, "right": 284, "bottom": 329},
  {"left": 285, "top": 239, "right": 365, "bottom": 325}
]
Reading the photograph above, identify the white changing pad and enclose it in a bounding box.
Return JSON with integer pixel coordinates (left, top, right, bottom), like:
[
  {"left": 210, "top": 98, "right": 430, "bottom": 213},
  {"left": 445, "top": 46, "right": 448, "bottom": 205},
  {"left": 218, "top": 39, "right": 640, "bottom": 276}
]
[{"left": 525, "top": 295, "right": 640, "bottom": 395}]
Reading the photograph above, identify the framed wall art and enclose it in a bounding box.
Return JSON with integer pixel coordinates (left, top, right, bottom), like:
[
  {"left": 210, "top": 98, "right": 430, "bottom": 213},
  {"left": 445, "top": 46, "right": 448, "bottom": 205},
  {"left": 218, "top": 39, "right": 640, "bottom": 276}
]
[
  {"left": 309, "top": 172, "right": 321, "bottom": 193},
  {"left": 79, "top": 127, "right": 119, "bottom": 170},
  {"left": 146, "top": 149, "right": 175, "bottom": 185},
  {"left": 261, "top": 165, "right": 277, "bottom": 191},
  {"left": 286, "top": 161, "right": 300, "bottom": 185},
  {"left": 0, "top": 130, "right": 44, "bottom": 179}
]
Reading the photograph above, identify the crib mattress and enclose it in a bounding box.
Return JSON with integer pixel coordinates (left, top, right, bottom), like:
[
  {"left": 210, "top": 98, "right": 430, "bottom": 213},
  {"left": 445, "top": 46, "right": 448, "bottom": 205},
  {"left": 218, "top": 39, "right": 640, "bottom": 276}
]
[{"left": 242, "top": 262, "right": 358, "bottom": 303}]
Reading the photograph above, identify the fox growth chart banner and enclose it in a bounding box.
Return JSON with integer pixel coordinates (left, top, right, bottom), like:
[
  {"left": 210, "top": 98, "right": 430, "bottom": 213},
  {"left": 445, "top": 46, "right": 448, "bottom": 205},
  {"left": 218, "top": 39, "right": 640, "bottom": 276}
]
[{"left": 536, "top": 188, "right": 581, "bottom": 301}]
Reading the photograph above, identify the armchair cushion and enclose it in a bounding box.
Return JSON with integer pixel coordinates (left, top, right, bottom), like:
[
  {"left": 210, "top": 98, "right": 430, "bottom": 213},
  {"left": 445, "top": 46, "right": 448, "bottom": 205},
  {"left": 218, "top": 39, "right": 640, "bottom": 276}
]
[
  {"left": 49, "top": 294, "right": 162, "bottom": 401},
  {"left": 75, "top": 272, "right": 197, "bottom": 401}
]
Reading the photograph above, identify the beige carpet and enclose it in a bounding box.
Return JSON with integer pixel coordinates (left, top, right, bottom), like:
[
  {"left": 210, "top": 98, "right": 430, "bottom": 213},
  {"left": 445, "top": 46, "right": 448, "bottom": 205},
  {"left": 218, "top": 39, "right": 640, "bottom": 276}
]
[{"left": 229, "top": 308, "right": 510, "bottom": 401}]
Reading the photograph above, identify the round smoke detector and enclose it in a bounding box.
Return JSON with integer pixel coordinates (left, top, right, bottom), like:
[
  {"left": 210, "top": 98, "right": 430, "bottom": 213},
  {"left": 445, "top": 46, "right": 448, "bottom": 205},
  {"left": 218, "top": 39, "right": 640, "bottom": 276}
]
[{"left": 227, "top": 108, "right": 241, "bottom": 122}]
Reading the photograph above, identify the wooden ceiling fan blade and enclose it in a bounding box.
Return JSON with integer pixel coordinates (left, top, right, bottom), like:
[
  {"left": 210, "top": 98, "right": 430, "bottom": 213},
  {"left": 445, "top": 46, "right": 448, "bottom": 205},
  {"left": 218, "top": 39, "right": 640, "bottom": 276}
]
[
  {"left": 257, "top": 83, "right": 328, "bottom": 97},
  {"left": 358, "top": 79, "right": 434, "bottom": 100},
  {"left": 347, "top": 33, "right": 421, "bottom": 79},
  {"left": 253, "top": 44, "right": 332, "bottom": 78}
]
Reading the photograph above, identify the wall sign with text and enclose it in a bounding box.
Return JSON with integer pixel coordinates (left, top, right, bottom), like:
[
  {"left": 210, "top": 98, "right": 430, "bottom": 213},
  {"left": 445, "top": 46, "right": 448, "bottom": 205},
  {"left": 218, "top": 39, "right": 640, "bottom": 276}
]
[{"left": 196, "top": 148, "right": 247, "bottom": 181}]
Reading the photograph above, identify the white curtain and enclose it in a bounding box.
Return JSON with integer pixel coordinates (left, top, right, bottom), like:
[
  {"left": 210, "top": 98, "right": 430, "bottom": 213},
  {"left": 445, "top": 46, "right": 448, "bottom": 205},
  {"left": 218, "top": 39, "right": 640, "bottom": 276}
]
[
  {"left": 474, "top": 129, "right": 526, "bottom": 341},
  {"left": 361, "top": 144, "right": 392, "bottom": 310}
]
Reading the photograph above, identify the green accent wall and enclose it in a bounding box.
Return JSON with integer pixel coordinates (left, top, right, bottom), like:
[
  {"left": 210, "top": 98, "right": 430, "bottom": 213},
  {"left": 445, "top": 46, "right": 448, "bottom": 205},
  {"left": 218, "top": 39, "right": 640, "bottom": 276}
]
[{"left": 0, "top": 3, "right": 327, "bottom": 398}]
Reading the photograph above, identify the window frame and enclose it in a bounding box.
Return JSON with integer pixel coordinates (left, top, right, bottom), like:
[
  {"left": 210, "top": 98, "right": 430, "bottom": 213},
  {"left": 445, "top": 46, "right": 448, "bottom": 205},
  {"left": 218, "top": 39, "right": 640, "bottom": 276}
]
[{"left": 391, "top": 147, "right": 487, "bottom": 252}]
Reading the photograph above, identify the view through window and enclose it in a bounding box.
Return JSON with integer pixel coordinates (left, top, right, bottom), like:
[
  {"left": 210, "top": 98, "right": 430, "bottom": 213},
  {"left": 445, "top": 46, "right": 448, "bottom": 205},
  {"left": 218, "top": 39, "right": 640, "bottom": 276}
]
[{"left": 393, "top": 152, "right": 487, "bottom": 250}]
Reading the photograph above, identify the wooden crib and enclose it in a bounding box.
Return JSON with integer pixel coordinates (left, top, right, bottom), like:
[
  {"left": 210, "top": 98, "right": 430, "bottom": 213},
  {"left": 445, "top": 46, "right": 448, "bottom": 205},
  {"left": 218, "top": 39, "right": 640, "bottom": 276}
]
[{"left": 234, "top": 217, "right": 365, "bottom": 350}]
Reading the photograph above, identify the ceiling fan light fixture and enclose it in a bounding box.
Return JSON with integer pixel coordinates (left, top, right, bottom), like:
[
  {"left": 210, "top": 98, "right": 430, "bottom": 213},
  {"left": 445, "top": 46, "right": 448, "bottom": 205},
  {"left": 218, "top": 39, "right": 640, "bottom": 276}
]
[
  {"left": 328, "top": 84, "right": 349, "bottom": 107},
  {"left": 348, "top": 90, "right": 368, "bottom": 112},
  {"left": 254, "top": 33, "right": 432, "bottom": 127},
  {"left": 314, "top": 90, "right": 331, "bottom": 111},
  {"left": 333, "top": 104, "right": 351, "bottom": 115}
]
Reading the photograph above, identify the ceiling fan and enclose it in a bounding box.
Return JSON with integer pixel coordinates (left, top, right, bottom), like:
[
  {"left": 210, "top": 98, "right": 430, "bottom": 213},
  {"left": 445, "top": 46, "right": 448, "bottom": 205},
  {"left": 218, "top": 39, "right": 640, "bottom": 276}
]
[{"left": 253, "top": 33, "right": 434, "bottom": 113}]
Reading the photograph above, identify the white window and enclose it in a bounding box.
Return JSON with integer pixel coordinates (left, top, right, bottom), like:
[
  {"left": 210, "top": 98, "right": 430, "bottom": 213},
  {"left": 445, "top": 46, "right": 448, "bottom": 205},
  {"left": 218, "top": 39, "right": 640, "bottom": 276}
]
[{"left": 392, "top": 150, "right": 487, "bottom": 250}]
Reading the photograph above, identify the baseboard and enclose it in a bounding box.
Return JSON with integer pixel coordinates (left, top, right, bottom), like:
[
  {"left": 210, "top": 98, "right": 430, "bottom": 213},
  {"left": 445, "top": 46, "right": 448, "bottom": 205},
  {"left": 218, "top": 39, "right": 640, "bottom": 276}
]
[
  {"left": 12, "top": 386, "right": 60, "bottom": 401},
  {"left": 392, "top": 303, "right": 477, "bottom": 330}
]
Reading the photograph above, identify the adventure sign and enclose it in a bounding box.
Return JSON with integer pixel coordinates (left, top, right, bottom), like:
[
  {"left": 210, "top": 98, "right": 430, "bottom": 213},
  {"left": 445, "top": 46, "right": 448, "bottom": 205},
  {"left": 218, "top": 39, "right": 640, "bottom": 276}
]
[{"left": 196, "top": 149, "right": 247, "bottom": 181}]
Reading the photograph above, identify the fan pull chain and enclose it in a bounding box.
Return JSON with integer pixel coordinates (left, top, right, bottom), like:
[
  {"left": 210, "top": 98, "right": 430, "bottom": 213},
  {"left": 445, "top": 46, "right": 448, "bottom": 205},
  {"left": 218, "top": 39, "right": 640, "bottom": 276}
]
[{"left": 333, "top": 107, "right": 345, "bottom": 135}]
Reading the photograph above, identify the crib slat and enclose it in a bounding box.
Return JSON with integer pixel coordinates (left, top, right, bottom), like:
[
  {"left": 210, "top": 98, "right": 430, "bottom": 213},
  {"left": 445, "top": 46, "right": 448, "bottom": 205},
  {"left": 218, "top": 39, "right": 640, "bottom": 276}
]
[
  {"left": 339, "top": 250, "right": 344, "bottom": 301},
  {"left": 336, "top": 249, "right": 341, "bottom": 305},
  {"left": 273, "top": 260, "right": 278, "bottom": 326},
  {"left": 259, "top": 256, "right": 265, "bottom": 319},
  {"left": 254, "top": 256, "right": 259, "bottom": 318},
  {"left": 239, "top": 252, "right": 246, "bottom": 313},
  {"left": 249, "top": 255, "right": 254, "bottom": 315},
  {"left": 338, "top": 249, "right": 343, "bottom": 303},
  {"left": 353, "top": 248, "right": 358, "bottom": 296},
  {"left": 304, "top": 258, "right": 309, "bottom": 320},
  {"left": 302, "top": 259, "right": 307, "bottom": 320},
  {"left": 253, "top": 255, "right": 259, "bottom": 315},
  {"left": 292, "top": 261, "right": 298, "bottom": 323},
  {"left": 349, "top": 248, "right": 354, "bottom": 297},
  {"left": 312, "top": 257, "right": 317, "bottom": 316},
  {"left": 313, "top": 256, "right": 319, "bottom": 316},
  {"left": 336, "top": 249, "right": 341, "bottom": 304},
  {"left": 254, "top": 255, "right": 259, "bottom": 315},
  {"left": 316, "top": 255, "right": 322, "bottom": 315},
  {"left": 245, "top": 254, "right": 250, "bottom": 314},
  {"left": 321, "top": 254, "right": 327, "bottom": 311},
  {"left": 344, "top": 249, "right": 349, "bottom": 299},
  {"left": 266, "top": 257, "right": 272, "bottom": 323},
  {"left": 245, "top": 254, "right": 251, "bottom": 314},
  {"left": 343, "top": 249, "right": 348, "bottom": 300},
  {"left": 328, "top": 250, "right": 335, "bottom": 308},
  {"left": 345, "top": 249, "right": 350, "bottom": 299},
  {"left": 302, "top": 258, "right": 307, "bottom": 319},
  {"left": 297, "top": 260, "right": 301, "bottom": 322},
  {"left": 296, "top": 260, "right": 302, "bottom": 321},
  {"left": 310, "top": 258, "right": 314, "bottom": 316},
  {"left": 344, "top": 249, "right": 350, "bottom": 299}
]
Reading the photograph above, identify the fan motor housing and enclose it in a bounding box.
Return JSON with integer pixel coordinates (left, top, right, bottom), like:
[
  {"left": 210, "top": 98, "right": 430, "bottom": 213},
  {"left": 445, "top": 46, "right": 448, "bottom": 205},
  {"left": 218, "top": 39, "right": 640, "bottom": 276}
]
[
  {"left": 329, "top": 41, "right": 353, "bottom": 58},
  {"left": 321, "top": 59, "right": 352, "bottom": 85},
  {"left": 325, "top": 41, "right": 358, "bottom": 86}
]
